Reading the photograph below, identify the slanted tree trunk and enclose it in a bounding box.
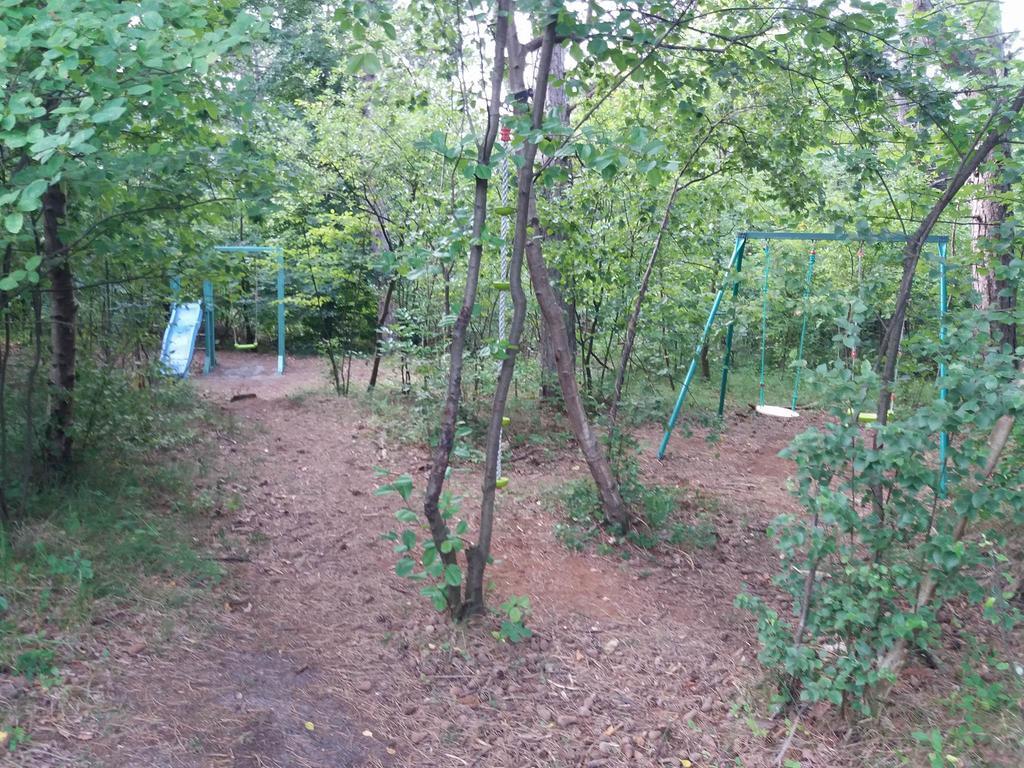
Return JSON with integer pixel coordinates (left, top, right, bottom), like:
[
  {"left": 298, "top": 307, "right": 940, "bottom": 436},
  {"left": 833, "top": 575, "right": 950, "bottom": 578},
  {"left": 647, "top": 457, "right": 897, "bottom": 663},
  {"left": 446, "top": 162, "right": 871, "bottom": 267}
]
[
  {"left": 538, "top": 42, "right": 575, "bottom": 404},
  {"left": 368, "top": 277, "right": 396, "bottom": 389},
  {"left": 365, "top": 194, "right": 398, "bottom": 390},
  {"left": 872, "top": 80, "right": 1024, "bottom": 687},
  {"left": 419, "top": 0, "right": 510, "bottom": 617},
  {"left": 504, "top": 12, "right": 628, "bottom": 530},
  {"left": 609, "top": 172, "right": 684, "bottom": 423},
  {"left": 464, "top": 17, "right": 557, "bottom": 615},
  {"left": 526, "top": 222, "right": 629, "bottom": 529},
  {"left": 42, "top": 183, "right": 75, "bottom": 474}
]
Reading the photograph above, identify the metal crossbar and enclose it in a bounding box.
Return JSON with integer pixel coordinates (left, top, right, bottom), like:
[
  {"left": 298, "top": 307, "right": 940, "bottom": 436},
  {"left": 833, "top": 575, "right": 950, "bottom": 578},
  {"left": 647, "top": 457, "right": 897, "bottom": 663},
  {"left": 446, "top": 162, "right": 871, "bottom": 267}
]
[{"left": 738, "top": 231, "right": 948, "bottom": 244}]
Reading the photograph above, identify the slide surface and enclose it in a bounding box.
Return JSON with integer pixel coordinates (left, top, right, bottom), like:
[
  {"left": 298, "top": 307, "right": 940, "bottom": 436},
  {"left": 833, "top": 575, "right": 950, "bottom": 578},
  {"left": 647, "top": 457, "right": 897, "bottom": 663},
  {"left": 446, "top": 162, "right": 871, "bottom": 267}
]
[{"left": 160, "top": 302, "right": 203, "bottom": 377}]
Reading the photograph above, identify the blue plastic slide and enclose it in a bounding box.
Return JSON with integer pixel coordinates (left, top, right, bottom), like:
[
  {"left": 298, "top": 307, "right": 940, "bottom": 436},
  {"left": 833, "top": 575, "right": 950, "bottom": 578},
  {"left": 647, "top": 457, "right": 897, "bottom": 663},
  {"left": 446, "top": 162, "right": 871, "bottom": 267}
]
[{"left": 159, "top": 302, "right": 203, "bottom": 377}]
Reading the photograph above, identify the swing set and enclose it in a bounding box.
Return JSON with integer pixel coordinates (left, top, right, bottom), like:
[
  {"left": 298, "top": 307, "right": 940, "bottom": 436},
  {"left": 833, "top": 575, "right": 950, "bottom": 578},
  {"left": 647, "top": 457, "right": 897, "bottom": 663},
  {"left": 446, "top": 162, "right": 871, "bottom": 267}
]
[
  {"left": 203, "top": 245, "right": 287, "bottom": 375},
  {"left": 656, "top": 230, "right": 950, "bottom": 461}
]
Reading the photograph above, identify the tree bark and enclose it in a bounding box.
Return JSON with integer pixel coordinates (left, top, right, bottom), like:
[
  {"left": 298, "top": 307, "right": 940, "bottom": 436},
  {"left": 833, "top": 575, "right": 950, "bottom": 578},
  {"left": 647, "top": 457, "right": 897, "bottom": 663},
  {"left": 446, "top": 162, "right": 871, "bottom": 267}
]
[
  {"left": 43, "top": 183, "right": 75, "bottom": 474},
  {"left": 420, "top": 0, "right": 509, "bottom": 617},
  {"left": 0, "top": 243, "right": 11, "bottom": 521},
  {"left": 970, "top": 176, "right": 1016, "bottom": 350},
  {"left": 368, "top": 277, "right": 396, "bottom": 389},
  {"left": 464, "top": 17, "right": 557, "bottom": 615},
  {"left": 538, "top": 42, "right": 575, "bottom": 404},
  {"left": 526, "top": 225, "right": 629, "bottom": 529},
  {"left": 968, "top": 12, "right": 1016, "bottom": 352}
]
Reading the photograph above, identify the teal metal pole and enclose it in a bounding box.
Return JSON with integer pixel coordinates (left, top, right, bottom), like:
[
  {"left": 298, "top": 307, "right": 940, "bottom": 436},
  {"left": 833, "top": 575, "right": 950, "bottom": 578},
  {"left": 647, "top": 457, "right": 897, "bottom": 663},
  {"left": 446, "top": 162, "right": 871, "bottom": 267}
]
[
  {"left": 717, "top": 240, "right": 751, "bottom": 416},
  {"left": 659, "top": 236, "right": 745, "bottom": 459},
  {"left": 791, "top": 249, "right": 816, "bottom": 410},
  {"left": 276, "top": 247, "right": 285, "bottom": 374},
  {"left": 938, "top": 241, "right": 948, "bottom": 496},
  {"left": 202, "top": 279, "right": 215, "bottom": 374},
  {"left": 757, "top": 244, "right": 771, "bottom": 406}
]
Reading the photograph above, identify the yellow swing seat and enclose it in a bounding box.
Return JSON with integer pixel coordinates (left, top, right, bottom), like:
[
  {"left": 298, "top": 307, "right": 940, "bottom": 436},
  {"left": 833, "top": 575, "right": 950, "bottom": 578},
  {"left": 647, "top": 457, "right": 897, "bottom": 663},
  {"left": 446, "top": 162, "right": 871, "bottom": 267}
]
[{"left": 849, "top": 408, "right": 894, "bottom": 424}]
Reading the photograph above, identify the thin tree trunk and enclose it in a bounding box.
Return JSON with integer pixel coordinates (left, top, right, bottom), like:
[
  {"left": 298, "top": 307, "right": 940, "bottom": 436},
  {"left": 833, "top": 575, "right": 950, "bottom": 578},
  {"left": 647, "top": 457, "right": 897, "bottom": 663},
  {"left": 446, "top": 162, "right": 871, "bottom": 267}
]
[
  {"left": 42, "top": 183, "right": 75, "bottom": 473},
  {"left": 368, "top": 277, "right": 396, "bottom": 389},
  {"left": 464, "top": 17, "right": 557, "bottom": 616},
  {"left": 0, "top": 243, "right": 11, "bottom": 521},
  {"left": 420, "top": 0, "right": 509, "bottom": 617},
  {"left": 609, "top": 172, "right": 684, "bottom": 424},
  {"left": 22, "top": 285, "right": 43, "bottom": 510},
  {"left": 526, "top": 227, "right": 629, "bottom": 528}
]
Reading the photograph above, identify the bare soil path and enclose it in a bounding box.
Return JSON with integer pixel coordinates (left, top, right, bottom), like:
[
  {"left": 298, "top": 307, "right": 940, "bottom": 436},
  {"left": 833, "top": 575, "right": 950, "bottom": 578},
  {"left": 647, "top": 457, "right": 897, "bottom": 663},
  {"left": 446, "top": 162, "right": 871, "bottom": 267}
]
[{"left": 54, "top": 354, "right": 846, "bottom": 767}]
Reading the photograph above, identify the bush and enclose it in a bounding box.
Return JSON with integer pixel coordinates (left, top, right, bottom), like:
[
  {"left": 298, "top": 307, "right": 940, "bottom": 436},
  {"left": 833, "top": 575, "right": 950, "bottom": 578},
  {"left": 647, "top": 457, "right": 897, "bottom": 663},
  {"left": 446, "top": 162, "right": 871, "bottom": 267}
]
[{"left": 739, "top": 310, "right": 1024, "bottom": 716}]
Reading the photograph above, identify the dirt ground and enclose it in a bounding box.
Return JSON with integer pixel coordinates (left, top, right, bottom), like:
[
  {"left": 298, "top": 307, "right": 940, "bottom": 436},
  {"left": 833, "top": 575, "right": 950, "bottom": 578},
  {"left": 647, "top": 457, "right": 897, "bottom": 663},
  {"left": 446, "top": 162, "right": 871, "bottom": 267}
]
[{"left": 7, "top": 353, "right": 1014, "bottom": 767}]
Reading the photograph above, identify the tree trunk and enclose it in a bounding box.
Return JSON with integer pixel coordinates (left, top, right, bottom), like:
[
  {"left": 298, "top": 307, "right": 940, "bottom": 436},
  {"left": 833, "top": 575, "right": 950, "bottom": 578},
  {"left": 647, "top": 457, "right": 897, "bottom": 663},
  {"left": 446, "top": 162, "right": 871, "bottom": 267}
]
[
  {"left": 526, "top": 226, "right": 629, "bottom": 529},
  {"left": 368, "top": 277, "right": 396, "bottom": 389},
  {"left": 609, "top": 173, "right": 684, "bottom": 423},
  {"left": 971, "top": 179, "right": 1016, "bottom": 350},
  {"left": 968, "top": 12, "right": 1016, "bottom": 352},
  {"left": 420, "top": 0, "right": 510, "bottom": 617},
  {"left": 464, "top": 17, "right": 557, "bottom": 615},
  {"left": 43, "top": 183, "right": 75, "bottom": 474},
  {"left": 538, "top": 43, "right": 575, "bottom": 404},
  {"left": 0, "top": 243, "right": 11, "bottom": 521}
]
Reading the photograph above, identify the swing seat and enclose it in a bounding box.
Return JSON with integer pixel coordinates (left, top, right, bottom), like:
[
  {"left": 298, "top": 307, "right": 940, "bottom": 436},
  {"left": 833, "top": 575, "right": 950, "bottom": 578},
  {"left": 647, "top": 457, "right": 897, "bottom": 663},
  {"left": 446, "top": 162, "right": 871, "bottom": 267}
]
[
  {"left": 233, "top": 342, "right": 258, "bottom": 351},
  {"left": 755, "top": 405, "right": 800, "bottom": 419},
  {"left": 850, "top": 409, "right": 894, "bottom": 424}
]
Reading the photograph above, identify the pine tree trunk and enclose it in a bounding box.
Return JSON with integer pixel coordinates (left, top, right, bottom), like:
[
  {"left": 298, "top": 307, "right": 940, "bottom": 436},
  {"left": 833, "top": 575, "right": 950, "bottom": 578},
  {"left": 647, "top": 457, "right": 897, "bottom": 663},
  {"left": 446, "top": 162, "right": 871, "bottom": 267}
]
[
  {"left": 971, "top": 178, "right": 1016, "bottom": 350},
  {"left": 42, "top": 183, "right": 75, "bottom": 474}
]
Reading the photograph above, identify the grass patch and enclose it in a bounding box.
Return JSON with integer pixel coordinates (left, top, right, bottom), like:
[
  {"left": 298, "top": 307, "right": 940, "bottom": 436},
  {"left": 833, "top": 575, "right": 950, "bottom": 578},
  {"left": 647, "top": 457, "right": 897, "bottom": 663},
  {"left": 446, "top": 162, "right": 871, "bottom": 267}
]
[
  {"left": 0, "top": 367, "right": 230, "bottom": 751},
  {"left": 553, "top": 477, "right": 718, "bottom": 555}
]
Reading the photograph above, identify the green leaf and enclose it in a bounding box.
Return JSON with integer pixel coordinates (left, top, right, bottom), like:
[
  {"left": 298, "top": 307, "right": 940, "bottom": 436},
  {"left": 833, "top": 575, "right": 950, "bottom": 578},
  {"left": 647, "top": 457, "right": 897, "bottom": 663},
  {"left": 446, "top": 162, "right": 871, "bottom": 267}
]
[
  {"left": 142, "top": 11, "right": 164, "bottom": 29},
  {"left": 24, "top": 256, "right": 42, "bottom": 271},
  {"left": 394, "top": 507, "right": 418, "bottom": 523},
  {"left": 376, "top": 474, "right": 413, "bottom": 502},
  {"left": 346, "top": 52, "right": 381, "bottom": 76},
  {"left": 395, "top": 558, "right": 415, "bottom": 578},
  {"left": 92, "top": 99, "right": 127, "bottom": 124},
  {"left": 4, "top": 213, "right": 23, "bottom": 235},
  {"left": 443, "top": 564, "right": 462, "bottom": 586}
]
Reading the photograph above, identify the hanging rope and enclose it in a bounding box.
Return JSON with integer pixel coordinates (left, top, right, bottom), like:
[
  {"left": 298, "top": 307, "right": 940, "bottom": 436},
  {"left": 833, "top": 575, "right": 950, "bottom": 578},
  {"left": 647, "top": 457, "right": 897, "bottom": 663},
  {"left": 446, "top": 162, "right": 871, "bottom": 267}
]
[
  {"left": 758, "top": 243, "right": 771, "bottom": 407},
  {"left": 496, "top": 126, "right": 511, "bottom": 482},
  {"left": 791, "top": 245, "right": 816, "bottom": 410}
]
